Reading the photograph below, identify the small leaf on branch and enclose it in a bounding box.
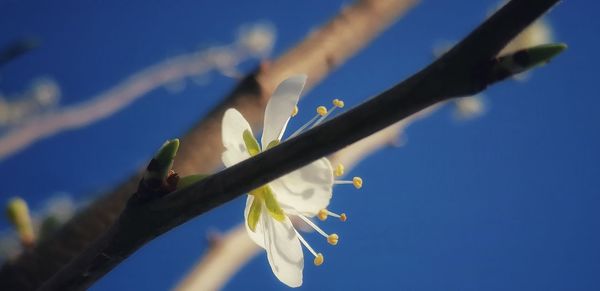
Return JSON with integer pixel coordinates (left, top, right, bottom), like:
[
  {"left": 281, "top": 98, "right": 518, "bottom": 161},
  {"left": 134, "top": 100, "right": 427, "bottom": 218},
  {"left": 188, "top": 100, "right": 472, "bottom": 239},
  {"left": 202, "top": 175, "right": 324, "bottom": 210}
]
[{"left": 492, "top": 43, "right": 567, "bottom": 81}]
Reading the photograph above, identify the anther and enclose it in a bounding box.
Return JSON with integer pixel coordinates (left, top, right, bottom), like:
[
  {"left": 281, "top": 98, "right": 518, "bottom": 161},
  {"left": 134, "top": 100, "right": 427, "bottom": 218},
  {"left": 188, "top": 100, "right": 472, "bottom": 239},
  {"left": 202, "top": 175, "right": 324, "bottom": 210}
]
[
  {"left": 334, "top": 163, "right": 345, "bottom": 177},
  {"left": 314, "top": 253, "right": 324, "bottom": 266},
  {"left": 291, "top": 105, "right": 299, "bottom": 117},
  {"left": 317, "top": 106, "right": 328, "bottom": 116},
  {"left": 339, "top": 213, "right": 347, "bottom": 222},
  {"left": 352, "top": 177, "right": 363, "bottom": 189},
  {"left": 327, "top": 234, "right": 339, "bottom": 245},
  {"left": 318, "top": 209, "right": 329, "bottom": 221},
  {"left": 333, "top": 99, "right": 345, "bottom": 108}
]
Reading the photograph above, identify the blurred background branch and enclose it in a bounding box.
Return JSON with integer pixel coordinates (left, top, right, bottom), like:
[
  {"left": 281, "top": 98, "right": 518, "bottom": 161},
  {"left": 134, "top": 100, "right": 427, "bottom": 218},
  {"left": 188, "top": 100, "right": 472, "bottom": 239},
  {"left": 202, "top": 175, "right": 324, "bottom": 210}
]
[
  {"left": 0, "top": 38, "right": 39, "bottom": 68},
  {"left": 0, "top": 0, "right": 418, "bottom": 289}
]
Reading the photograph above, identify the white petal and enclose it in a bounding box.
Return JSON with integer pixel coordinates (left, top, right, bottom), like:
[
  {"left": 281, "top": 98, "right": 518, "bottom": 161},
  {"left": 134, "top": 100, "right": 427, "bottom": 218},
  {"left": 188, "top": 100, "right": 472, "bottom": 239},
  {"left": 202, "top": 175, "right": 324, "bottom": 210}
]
[
  {"left": 261, "top": 208, "right": 304, "bottom": 287},
  {"left": 261, "top": 75, "right": 307, "bottom": 148},
  {"left": 244, "top": 195, "right": 265, "bottom": 248},
  {"left": 222, "top": 108, "right": 252, "bottom": 167},
  {"left": 270, "top": 158, "right": 334, "bottom": 216}
]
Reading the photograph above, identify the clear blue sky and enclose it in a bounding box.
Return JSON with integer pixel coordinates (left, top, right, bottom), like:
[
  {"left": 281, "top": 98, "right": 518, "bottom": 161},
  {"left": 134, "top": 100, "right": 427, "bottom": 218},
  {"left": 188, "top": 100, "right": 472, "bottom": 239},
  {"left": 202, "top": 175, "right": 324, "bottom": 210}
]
[{"left": 1, "top": 0, "right": 598, "bottom": 290}]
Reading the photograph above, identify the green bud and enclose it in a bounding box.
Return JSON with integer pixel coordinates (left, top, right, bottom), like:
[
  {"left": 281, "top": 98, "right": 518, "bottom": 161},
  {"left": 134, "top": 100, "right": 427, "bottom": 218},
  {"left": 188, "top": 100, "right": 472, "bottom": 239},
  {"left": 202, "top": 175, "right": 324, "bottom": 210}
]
[
  {"left": 6, "top": 197, "right": 35, "bottom": 247},
  {"left": 495, "top": 43, "right": 567, "bottom": 76},
  {"left": 144, "top": 139, "right": 180, "bottom": 189}
]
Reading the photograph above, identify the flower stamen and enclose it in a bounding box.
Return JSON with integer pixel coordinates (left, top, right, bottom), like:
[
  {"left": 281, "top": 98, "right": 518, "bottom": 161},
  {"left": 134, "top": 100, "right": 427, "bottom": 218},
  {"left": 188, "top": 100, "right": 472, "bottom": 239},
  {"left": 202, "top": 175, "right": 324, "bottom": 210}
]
[
  {"left": 318, "top": 209, "right": 347, "bottom": 222},
  {"left": 311, "top": 99, "right": 345, "bottom": 128},
  {"left": 334, "top": 163, "right": 344, "bottom": 177},
  {"left": 288, "top": 114, "right": 320, "bottom": 139},
  {"left": 327, "top": 234, "right": 339, "bottom": 245},
  {"left": 294, "top": 228, "right": 324, "bottom": 266},
  {"left": 298, "top": 215, "right": 339, "bottom": 246},
  {"left": 314, "top": 253, "right": 324, "bottom": 266},
  {"left": 335, "top": 176, "right": 363, "bottom": 189}
]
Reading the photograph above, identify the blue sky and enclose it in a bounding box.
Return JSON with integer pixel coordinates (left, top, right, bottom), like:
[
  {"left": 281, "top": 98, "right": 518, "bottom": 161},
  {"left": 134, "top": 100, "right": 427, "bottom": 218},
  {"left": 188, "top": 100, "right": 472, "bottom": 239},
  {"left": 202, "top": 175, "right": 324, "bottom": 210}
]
[{"left": 1, "top": 0, "right": 599, "bottom": 290}]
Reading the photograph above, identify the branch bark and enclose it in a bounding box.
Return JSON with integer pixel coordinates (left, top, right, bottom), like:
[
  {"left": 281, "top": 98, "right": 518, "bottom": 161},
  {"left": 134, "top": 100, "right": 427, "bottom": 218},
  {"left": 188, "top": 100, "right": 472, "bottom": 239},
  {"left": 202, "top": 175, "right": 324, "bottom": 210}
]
[
  {"left": 0, "top": 1, "right": 417, "bottom": 290},
  {"left": 38, "top": 0, "right": 562, "bottom": 290}
]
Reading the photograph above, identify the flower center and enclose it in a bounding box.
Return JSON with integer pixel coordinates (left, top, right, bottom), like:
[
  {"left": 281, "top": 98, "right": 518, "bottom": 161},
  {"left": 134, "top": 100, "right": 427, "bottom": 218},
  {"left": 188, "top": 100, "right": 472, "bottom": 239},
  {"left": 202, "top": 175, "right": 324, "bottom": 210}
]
[{"left": 242, "top": 130, "right": 286, "bottom": 230}]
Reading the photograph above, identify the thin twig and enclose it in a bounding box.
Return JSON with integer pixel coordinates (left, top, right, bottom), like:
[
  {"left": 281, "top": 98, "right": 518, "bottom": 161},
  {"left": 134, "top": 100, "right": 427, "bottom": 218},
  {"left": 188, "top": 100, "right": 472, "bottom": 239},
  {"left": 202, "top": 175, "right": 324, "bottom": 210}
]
[
  {"left": 0, "top": 1, "right": 417, "bottom": 289},
  {"left": 38, "top": 1, "right": 562, "bottom": 290}
]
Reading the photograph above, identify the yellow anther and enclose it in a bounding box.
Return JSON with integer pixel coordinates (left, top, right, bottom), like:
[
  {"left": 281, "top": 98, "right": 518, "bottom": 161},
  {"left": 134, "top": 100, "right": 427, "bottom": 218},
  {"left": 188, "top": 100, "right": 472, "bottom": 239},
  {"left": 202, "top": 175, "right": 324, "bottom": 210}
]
[
  {"left": 314, "top": 253, "right": 324, "bottom": 266},
  {"left": 327, "top": 234, "right": 339, "bottom": 245},
  {"left": 339, "top": 213, "right": 347, "bottom": 222},
  {"left": 318, "top": 209, "right": 329, "bottom": 221},
  {"left": 291, "top": 105, "right": 299, "bottom": 117},
  {"left": 334, "top": 163, "right": 345, "bottom": 177},
  {"left": 317, "top": 106, "right": 328, "bottom": 116},
  {"left": 352, "top": 177, "right": 363, "bottom": 189},
  {"left": 333, "top": 99, "right": 345, "bottom": 108}
]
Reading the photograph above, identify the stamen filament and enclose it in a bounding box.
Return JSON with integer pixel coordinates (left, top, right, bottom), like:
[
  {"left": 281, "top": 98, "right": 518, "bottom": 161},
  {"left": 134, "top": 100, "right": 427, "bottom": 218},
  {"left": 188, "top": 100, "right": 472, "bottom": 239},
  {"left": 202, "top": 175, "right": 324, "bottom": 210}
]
[
  {"left": 288, "top": 114, "right": 320, "bottom": 139},
  {"left": 312, "top": 99, "right": 345, "bottom": 128},
  {"left": 298, "top": 215, "right": 329, "bottom": 238},
  {"left": 294, "top": 228, "right": 317, "bottom": 257},
  {"left": 335, "top": 177, "right": 363, "bottom": 189},
  {"left": 311, "top": 106, "right": 336, "bottom": 128},
  {"left": 318, "top": 209, "right": 347, "bottom": 222}
]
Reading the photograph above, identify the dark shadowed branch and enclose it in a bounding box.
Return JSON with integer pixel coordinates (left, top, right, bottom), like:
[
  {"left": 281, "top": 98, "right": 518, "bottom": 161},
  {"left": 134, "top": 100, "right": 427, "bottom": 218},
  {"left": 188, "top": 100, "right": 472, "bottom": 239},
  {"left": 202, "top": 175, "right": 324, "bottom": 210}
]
[
  {"left": 37, "top": 0, "right": 563, "bottom": 290},
  {"left": 0, "top": 1, "right": 417, "bottom": 289}
]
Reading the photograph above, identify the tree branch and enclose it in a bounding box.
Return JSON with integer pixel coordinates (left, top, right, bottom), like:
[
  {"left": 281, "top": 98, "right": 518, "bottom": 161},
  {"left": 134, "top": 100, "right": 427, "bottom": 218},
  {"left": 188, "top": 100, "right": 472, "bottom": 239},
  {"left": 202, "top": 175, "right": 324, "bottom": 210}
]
[
  {"left": 37, "top": 0, "right": 563, "bottom": 290},
  {"left": 174, "top": 107, "right": 438, "bottom": 291},
  {"left": 0, "top": 1, "right": 417, "bottom": 289}
]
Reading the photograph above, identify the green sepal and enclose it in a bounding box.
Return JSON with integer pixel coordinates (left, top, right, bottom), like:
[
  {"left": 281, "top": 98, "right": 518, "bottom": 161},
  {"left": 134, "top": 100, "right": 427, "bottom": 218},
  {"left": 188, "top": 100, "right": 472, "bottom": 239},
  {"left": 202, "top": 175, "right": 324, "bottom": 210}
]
[
  {"left": 243, "top": 130, "right": 260, "bottom": 156},
  {"left": 247, "top": 198, "right": 262, "bottom": 232},
  {"left": 265, "top": 139, "right": 280, "bottom": 150},
  {"left": 260, "top": 186, "right": 285, "bottom": 222},
  {"left": 177, "top": 174, "right": 209, "bottom": 190}
]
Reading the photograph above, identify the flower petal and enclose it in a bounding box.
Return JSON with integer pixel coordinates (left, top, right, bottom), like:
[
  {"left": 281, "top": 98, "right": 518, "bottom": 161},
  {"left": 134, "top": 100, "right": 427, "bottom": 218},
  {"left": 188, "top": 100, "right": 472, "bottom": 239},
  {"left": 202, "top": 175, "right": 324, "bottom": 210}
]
[
  {"left": 244, "top": 195, "right": 265, "bottom": 248},
  {"left": 261, "top": 75, "right": 307, "bottom": 148},
  {"left": 261, "top": 208, "right": 304, "bottom": 287},
  {"left": 222, "top": 108, "right": 252, "bottom": 167},
  {"left": 270, "top": 158, "right": 334, "bottom": 216}
]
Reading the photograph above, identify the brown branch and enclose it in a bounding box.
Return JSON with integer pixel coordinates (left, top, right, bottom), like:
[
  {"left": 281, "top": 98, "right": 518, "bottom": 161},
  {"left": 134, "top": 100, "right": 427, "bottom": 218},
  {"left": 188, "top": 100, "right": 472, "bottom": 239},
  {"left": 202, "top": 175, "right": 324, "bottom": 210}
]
[
  {"left": 174, "top": 226, "right": 259, "bottom": 291},
  {"left": 0, "top": 1, "right": 417, "bottom": 290},
  {"left": 37, "top": 1, "right": 562, "bottom": 290}
]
